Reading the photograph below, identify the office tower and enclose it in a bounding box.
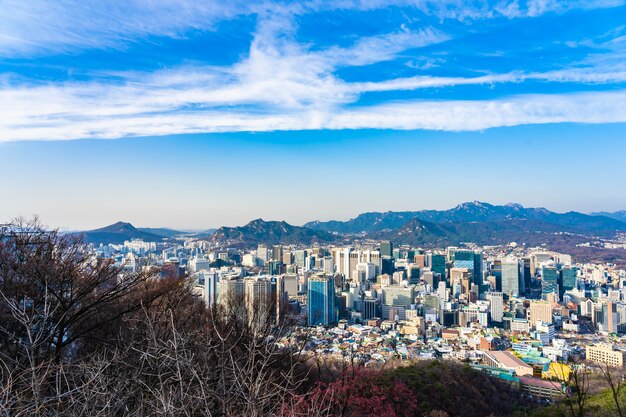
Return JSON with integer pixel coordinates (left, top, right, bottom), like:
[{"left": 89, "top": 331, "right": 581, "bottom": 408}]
[
  {"left": 519, "top": 257, "right": 531, "bottom": 295},
  {"left": 429, "top": 253, "right": 447, "bottom": 281},
  {"left": 424, "top": 294, "right": 441, "bottom": 322},
  {"left": 381, "top": 257, "right": 394, "bottom": 275},
  {"left": 294, "top": 250, "right": 307, "bottom": 269},
  {"left": 348, "top": 251, "right": 360, "bottom": 281},
  {"left": 282, "top": 274, "right": 298, "bottom": 296},
  {"left": 196, "top": 270, "right": 218, "bottom": 306},
  {"left": 602, "top": 301, "right": 618, "bottom": 333},
  {"left": 272, "top": 245, "right": 283, "bottom": 262},
  {"left": 414, "top": 254, "right": 426, "bottom": 268},
  {"left": 542, "top": 266, "right": 559, "bottom": 299},
  {"left": 450, "top": 267, "right": 470, "bottom": 287},
  {"left": 437, "top": 281, "right": 448, "bottom": 304},
  {"left": 486, "top": 292, "right": 504, "bottom": 323},
  {"left": 392, "top": 270, "right": 406, "bottom": 285},
  {"left": 381, "top": 284, "right": 414, "bottom": 320},
  {"left": 529, "top": 300, "right": 553, "bottom": 324},
  {"left": 218, "top": 278, "right": 245, "bottom": 306},
  {"left": 307, "top": 275, "right": 336, "bottom": 326},
  {"left": 363, "top": 297, "right": 381, "bottom": 320},
  {"left": 322, "top": 256, "right": 334, "bottom": 273},
  {"left": 361, "top": 250, "right": 381, "bottom": 272},
  {"left": 501, "top": 258, "right": 520, "bottom": 297},
  {"left": 273, "top": 275, "right": 287, "bottom": 321},
  {"left": 257, "top": 244, "right": 269, "bottom": 266},
  {"left": 380, "top": 240, "right": 393, "bottom": 258},
  {"left": 244, "top": 277, "right": 273, "bottom": 319},
  {"left": 446, "top": 246, "right": 457, "bottom": 262},
  {"left": 382, "top": 285, "right": 415, "bottom": 307},
  {"left": 560, "top": 266, "right": 578, "bottom": 294},
  {"left": 282, "top": 251, "right": 294, "bottom": 266},
  {"left": 356, "top": 262, "right": 376, "bottom": 283},
  {"left": 454, "top": 250, "right": 482, "bottom": 285},
  {"left": 406, "top": 264, "right": 420, "bottom": 285},
  {"left": 265, "top": 260, "right": 282, "bottom": 275}
]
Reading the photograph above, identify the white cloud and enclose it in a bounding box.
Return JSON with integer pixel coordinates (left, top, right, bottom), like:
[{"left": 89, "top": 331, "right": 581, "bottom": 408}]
[
  {"left": 0, "top": 0, "right": 250, "bottom": 56},
  {"left": 2, "top": 86, "right": 626, "bottom": 141},
  {"left": 2, "top": 0, "right": 621, "bottom": 56},
  {"left": 1, "top": 0, "right": 626, "bottom": 141}
]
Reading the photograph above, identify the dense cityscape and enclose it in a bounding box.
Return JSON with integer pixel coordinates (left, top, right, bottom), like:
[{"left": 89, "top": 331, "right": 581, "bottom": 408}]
[
  {"left": 4, "top": 0, "right": 626, "bottom": 415},
  {"left": 95, "top": 218, "right": 626, "bottom": 403}
]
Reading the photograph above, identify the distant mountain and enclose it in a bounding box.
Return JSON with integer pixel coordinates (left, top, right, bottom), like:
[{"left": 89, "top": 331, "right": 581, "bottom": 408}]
[
  {"left": 372, "top": 217, "right": 573, "bottom": 247},
  {"left": 80, "top": 222, "right": 165, "bottom": 245},
  {"left": 137, "top": 227, "right": 183, "bottom": 238},
  {"left": 305, "top": 201, "right": 626, "bottom": 237},
  {"left": 591, "top": 210, "right": 626, "bottom": 223},
  {"left": 210, "top": 219, "right": 337, "bottom": 248}
]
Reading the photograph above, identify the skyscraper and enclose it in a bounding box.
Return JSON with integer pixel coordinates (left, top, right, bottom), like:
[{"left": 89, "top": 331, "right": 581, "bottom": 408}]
[
  {"left": 501, "top": 258, "right": 520, "bottom": 297},
  {"left": 454, "top": 250, "right": 482, "bottom": 285},
  {"left": 542, "top": 266, "right": 559, "bottom": 299},
  {"left": 429, "top": 253, "right": 447, "bottom": 281},
  {"left": 272, "top": 245, "right": 283, "bottom": 262},
  {"left": 560, "top": 266, "right": 578, "bottom": 294},
  {"left": 380, "top": 240, "right": 393, "bottom": 258},
  {"left": 486, "top": 292, "right": 504, "bottom": 323},
  {"left": 307, "top": 275, "right": 336, "bottom": 326}
]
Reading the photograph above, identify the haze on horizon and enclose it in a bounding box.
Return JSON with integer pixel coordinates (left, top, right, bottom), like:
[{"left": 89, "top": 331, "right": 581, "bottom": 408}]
[{"left": 1, "top": 1, "right": 626, "bottom": 229}]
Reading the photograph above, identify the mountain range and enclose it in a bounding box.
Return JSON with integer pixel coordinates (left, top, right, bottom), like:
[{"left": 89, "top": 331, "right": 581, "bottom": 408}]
[
  {"left": 304, "top": 201, "right": 626, "bottom": 237},
  {"left": 78, "top": 222, "right": 215, "bottom": 245},
  {"left": 80, "top": 202, "right": 626, "bottom": 252},
  {"left": 591, "top": 210, "right": 626, "bottom": 223},
  {"left": 208, "top": 219, "right": 336, "bottom": 248}
]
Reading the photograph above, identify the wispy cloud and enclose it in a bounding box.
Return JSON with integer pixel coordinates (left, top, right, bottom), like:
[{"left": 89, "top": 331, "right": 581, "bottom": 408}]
[
  {"left": 1, "top": 0, "right": 626, "bottom": 141},
  {"left": 0, "top": 0, "right": 250, "bottom": 56}
]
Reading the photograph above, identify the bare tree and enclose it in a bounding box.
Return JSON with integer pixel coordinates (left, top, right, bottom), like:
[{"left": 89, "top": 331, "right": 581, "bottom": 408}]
[{"left": 598, "top": 361, "right": 625, "bottom": 417}]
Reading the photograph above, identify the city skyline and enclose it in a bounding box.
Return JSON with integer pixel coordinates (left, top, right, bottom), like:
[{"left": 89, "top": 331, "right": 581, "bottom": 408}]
[{"left": 2, "top": 1, "right": 626, "bottom": 228}]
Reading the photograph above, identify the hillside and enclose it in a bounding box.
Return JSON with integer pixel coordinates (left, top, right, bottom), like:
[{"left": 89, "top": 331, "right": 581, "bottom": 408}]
[
  {"left": 137, "top": 227, "right": 183, "bottom": 238},
  {"left": 210, "top": 219, "right": 338, "bottom": 248},
  {"left": 592, "top": 210, "right": 626, "bottom": 223}
]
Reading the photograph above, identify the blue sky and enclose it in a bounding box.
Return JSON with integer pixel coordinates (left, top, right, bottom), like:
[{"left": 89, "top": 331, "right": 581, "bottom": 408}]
[{"left": 1, "top": 0, "right": 626, "bottom": 229}]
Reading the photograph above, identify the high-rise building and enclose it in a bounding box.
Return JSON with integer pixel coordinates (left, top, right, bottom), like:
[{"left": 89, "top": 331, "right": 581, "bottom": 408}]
[
  {"left": 429, "top": 253, "right": 447, "bottom": 281},
  {"left": 486, "top": 292, "right": 504, "bottom": 323},
  {"left": 501, "top": 258, "right": 520, "bottom": 297},
  {"left": 454, "top": 250, "right": 482, "bottom": 285},
  {"left": 272, "top": 245, "right": 283, "bottom": 262},
  {"left": 362, "top": 297, "right": 380, "bottom": 320},
  {"left": 282, "top": 251, "right": 294, "bottom": 266},
  {"left": 520, "top": 257, "right": 531, "bottom": 296},
  {"left": 307, "top": 275, "right": 336, "bottom": 326},
  {"left": 382, "top": 285, "right": 415, "bottom": 307},
  {"left": 450, "top": 267, "right": 471, "bottom": 297},
  {"left": 244, "top": 277, "right": 273, "bottom": 321},
  {"left": 294, "top": 250, "right": 307, "bottom": 270},
  {"left": 195, "top": 270, "right": 218, "bottom": 306},
  {"left": 542, "top": 266, "right": 559, "bottom": 299},
  {"left": 414, "top": 254, "right": 426, "bottom": 268},
  {"left": 560, "top": 266, "right": 578, "bottom": 294},
  {"left": 380, "top": 241, "right": 393, "bottom": 258},
  {"left": 257, "top": 245, "right": 269, "bottom": 266},
  {"left": 282, "top": 274, "right": 298, "bottom": 296}
]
